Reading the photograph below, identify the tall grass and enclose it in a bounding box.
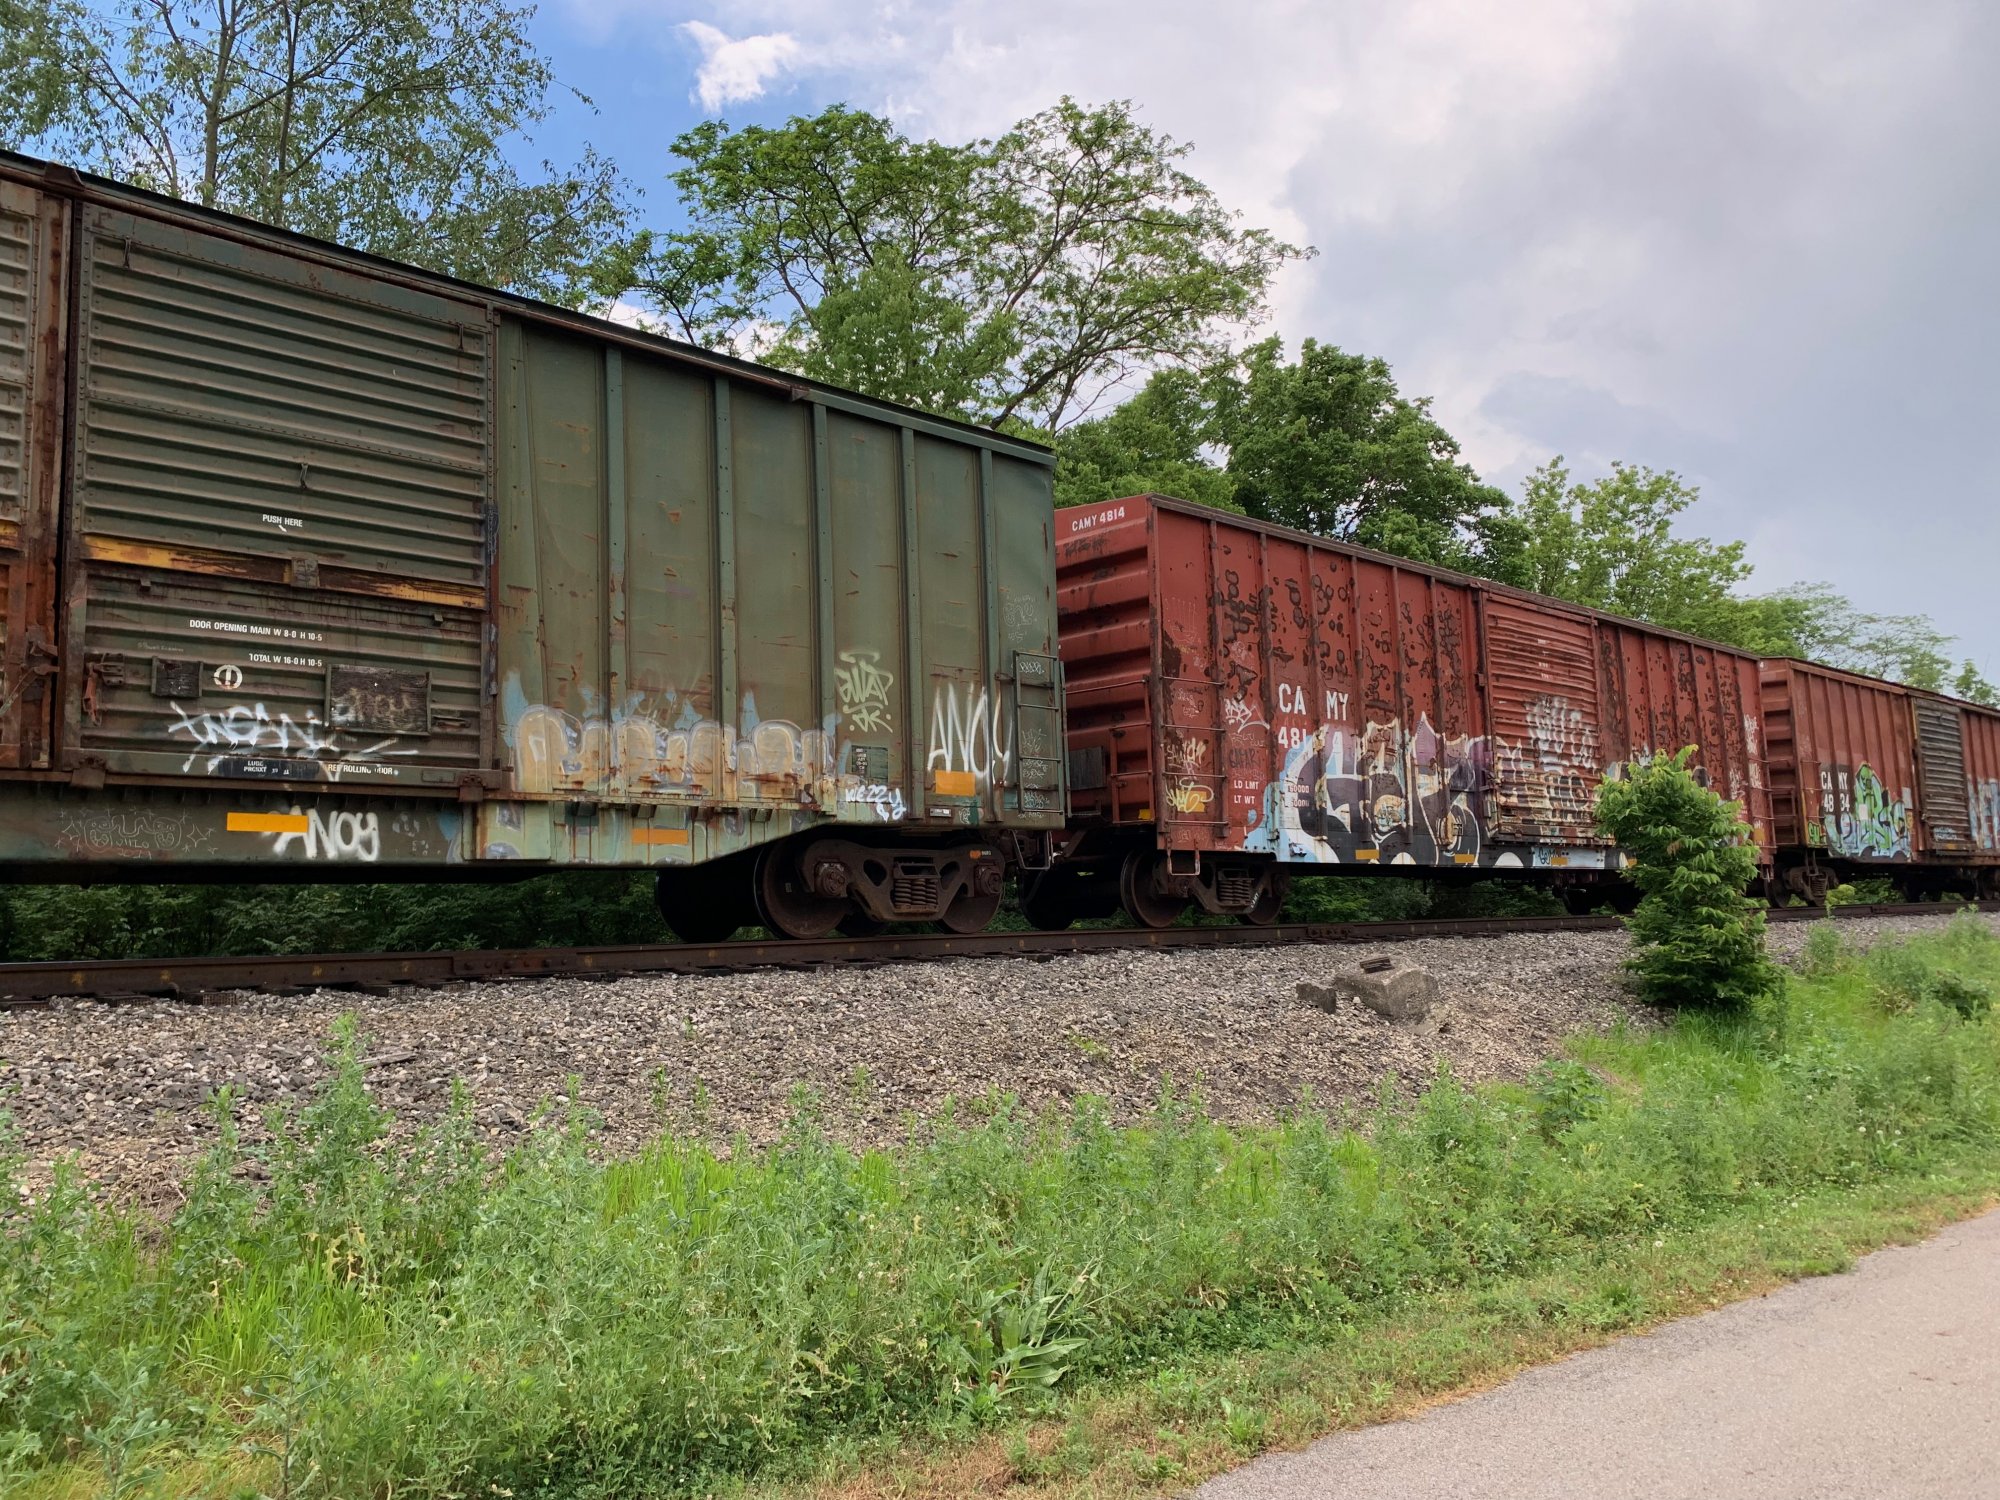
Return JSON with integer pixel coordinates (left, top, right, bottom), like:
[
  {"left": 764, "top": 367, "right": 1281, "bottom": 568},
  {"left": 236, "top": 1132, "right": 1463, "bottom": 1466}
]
[{"left": 3, "top": 916, "right": 1998, "bottom": 1497}]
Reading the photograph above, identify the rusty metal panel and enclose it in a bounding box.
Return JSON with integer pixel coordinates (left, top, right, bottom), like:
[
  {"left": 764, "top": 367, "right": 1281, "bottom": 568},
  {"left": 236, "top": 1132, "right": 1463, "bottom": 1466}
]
[
  {"left": 1483, "top": 597, "right": 1606, "bottom": 845},
  {"left": 1912, "top": 695, "right": 1972, "bottom": 851},
  {"left": 1595, "top": 621, "right": 1770, "bottom": 855},
  {"left": 1963, "top": 703, "right": 2000, "bottom": 856},
  {"left": 0, "top": 180, "right": 64, "bottom": 770},
  {"left": 1053, "top": 499, "right": 1153, "bottom": 824},
  {"left": 1758, "top": 660, "right": 1917, "bottom": 862}
]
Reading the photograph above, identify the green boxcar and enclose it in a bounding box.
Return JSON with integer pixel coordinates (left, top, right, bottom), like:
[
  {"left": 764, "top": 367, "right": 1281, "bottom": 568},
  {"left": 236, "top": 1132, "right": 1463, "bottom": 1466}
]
[{"left": 0, "top": 152, "right": 1063, "bottom": 937}]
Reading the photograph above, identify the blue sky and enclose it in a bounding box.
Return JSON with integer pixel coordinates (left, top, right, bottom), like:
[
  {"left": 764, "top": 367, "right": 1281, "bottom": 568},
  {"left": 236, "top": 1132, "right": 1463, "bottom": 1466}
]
[{"left": 517, "top": 0, "right": 2000, "bottom": 673}]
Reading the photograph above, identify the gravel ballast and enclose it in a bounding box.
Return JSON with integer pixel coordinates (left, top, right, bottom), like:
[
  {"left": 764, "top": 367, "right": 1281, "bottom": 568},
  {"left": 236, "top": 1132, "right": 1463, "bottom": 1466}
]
[{"left": 0, "top": 912, "right": 1983, "bottom": 1194}]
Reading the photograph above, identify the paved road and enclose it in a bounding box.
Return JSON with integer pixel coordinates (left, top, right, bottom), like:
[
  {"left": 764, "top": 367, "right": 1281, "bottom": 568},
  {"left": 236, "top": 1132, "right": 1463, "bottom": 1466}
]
[{"left": 1198, "top": 1209, "right": 2000, "bottom": 1500}]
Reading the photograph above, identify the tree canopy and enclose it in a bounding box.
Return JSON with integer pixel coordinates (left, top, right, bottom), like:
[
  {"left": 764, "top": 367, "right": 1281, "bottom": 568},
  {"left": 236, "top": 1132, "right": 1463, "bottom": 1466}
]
[
  {"left": 0, "top": 0, "right": 636, "bottom": 303},
  {"left": 634, "top": 99, "right": 1305, "bottom": 429}
]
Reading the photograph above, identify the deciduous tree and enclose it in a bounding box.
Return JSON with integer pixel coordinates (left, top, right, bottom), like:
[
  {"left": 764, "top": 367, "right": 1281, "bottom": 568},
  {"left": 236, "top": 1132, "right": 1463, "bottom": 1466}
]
[
  {"left": 638, "top": 99, "right": 1304, "bottom": 428},
  {"left": 0, "top": 0, "right": 636, "bottom": 302},
  {"left": 1218, "top": 337, "right": 1512, "bottom": 570}
]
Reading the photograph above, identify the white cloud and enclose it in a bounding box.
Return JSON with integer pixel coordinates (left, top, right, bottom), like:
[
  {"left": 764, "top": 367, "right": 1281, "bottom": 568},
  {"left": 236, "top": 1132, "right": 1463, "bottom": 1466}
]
[
  {"left": 591, "top": 0, "right": 2000, "bottom": 664},
  {"left": 680, "top": 20, "right": 802, "bottom": 110}
]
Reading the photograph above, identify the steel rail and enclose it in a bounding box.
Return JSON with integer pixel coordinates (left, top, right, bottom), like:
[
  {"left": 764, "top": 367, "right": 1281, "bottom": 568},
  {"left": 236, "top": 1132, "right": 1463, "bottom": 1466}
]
[{"left": 0, "top": 902, "right": 1968, "bottom": 1010}]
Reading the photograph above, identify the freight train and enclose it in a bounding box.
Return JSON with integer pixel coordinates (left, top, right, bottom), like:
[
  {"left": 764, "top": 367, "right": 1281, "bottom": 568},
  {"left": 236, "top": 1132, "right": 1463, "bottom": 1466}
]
[{"left": 2, "top": 152, "right": 1994, "bottom": 939}]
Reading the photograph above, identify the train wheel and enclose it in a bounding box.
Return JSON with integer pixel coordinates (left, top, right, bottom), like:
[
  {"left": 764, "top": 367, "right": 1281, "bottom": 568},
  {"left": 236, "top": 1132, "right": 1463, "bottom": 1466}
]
[
  {"left": 1120, "top": 851, "right": 1186, "bottom": 930},
  {"left": 1238, "top": 872, "right": 1286, "bottom": 926},
  {"left": 836, "top": 911, "right": 887, "bottom": 937},
  {"left": 938, "top": 885, "right": 1003, "bottom": 934},
  {"left": 1019, "top": 872, "right": 1076, "bottom": 931},
  {"left": 655, "top": 865, "right": 753, "bottom": 944},
  {"left": 753, "top": 842, "right": 848, "bottom": 940}
]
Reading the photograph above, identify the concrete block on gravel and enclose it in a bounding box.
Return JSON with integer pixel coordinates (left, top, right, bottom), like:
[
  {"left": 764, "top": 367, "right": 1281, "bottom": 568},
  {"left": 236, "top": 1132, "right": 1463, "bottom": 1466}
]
[{"left": 1313, "top": 961, "right": 1438, "bottom": 1023}]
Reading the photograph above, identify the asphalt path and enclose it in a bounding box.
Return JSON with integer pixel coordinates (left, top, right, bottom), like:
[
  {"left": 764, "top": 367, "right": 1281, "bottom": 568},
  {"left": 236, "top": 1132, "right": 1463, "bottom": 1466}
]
[{"left": 1197, "top": 1208, "right": 2000, "bottom": 1500}]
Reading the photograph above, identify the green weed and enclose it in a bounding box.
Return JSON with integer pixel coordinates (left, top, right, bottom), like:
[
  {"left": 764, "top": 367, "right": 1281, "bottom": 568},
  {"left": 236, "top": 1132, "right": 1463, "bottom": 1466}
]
[{"left": 2, "top": 919, "right": 1998, "bottom": 1497}]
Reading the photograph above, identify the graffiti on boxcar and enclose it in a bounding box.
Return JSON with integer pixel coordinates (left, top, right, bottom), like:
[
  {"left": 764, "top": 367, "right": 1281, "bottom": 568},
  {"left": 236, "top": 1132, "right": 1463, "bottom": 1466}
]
[
  {"left": 834, "top": 650, "right": 896, "bottom": 733},
  {"left": 267, "top": 807, "right": 382, "bottom": 863},
  {"left": 508, "top": 699, "right": 835, "bottom": 799},
  {"left": 1164, "top": 735, "right": 1209, "bottom": 773},
  {"left": 166, "top": 700, "right": 415, "bottom": 776},
  {"left": 1972, "top": 779, "right": 2000, "bottom": 851},
  {"left": 927, "top": 682, "right": 1012, "bottom": 789},
  {"left": 56, "top": 810, "right": 213, "bottom": 858},
  {"left": 1166, "top": 778, "right": 1214, "bottom": 816},
  {"left": 1258, "top": 713, "right": 1491, "bottom": 864},
  {"left": 1493, "top": 695, "right": 1598, "bottom": 835},
  {"left": 845, "top": 782, "right": 908, "bottom": 822},
  {"left": 1816, "top": 763, "right": 1912, "bottom": 859}
]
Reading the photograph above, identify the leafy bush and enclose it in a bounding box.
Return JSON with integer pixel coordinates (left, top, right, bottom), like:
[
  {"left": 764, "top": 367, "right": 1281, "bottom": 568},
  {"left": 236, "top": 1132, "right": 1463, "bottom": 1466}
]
[
  {"left": 1864, "top": 915, "right": 1995, "bottom": 1019},
  {"left": 1595, "top": 748, "right": 1781, "bottom": 1011}
]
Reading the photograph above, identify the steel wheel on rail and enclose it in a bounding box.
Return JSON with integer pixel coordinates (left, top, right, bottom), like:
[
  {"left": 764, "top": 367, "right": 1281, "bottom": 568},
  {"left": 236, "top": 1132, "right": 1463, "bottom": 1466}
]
[
  {"left": 753, "top": 841, "right": 850, "bottom": 940},
  {"left": 655, "top": 863, "right": 755, "bottom": 944},
  {"left": 1018, "top": 871, "right": 1076, "bottom": 931},
  {"left": 1238, "top": 870, "right": 1287, "bottom": 926},
  {"left": 937, "top": 885, "right": 1003, "bottom": 934},
  {"left": 1119, "top": 850, "right": 1186, "bottom": 930}
]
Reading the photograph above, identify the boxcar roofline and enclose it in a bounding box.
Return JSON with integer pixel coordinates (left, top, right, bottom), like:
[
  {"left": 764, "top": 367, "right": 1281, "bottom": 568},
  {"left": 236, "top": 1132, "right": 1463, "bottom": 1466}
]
[
  {"left": 0, "top": 149, "right": 1053, "bottom": 469},
  {"left": 1761, "top": 655, "right": 2000, "bottom": 716},
  {"left": 1129, "top": 493, "right": 1764, "bottom": 663}
]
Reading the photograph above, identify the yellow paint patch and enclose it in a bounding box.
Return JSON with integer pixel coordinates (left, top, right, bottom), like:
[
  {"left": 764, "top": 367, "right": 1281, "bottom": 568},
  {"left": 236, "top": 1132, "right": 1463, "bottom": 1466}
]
[
  {"left": 934, "top": 770, "right": 977, "bottom": 797},
  {"left": 631, "top": 827, "right": 691, "bottom": 846},
  {"left": 1454, "top": 852, "right": 1478, "bottom": 864},
  {"left": 1353, "top": 848, "right": 1380, "bottom": 862},
  {"left": 226, "top": 812, "right": 309, "bottom": 835}
]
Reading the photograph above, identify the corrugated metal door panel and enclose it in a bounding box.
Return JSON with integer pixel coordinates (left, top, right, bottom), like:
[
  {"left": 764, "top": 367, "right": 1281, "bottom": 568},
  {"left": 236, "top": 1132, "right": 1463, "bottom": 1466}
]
[
  {"left": 1257, "top": 533, "right": 1313, "bottom": 848},
  {"left": 828, "top": 412, "right": 909, "bottom": 808},
  {"left": 1483, "top": 597, "right": 1607, "bottom": 843},
  {"left": 0, "top": 181, "right": 63, "bottom": 770},
  {"left": 991, "top": 454, "right": 1060, "bottom": 819},
  {"left": 73, "top": 207, "right": 489, "bottom": 598},
  {"left": 1913, "top": 697, "right": 1973, "bottom": 851}
]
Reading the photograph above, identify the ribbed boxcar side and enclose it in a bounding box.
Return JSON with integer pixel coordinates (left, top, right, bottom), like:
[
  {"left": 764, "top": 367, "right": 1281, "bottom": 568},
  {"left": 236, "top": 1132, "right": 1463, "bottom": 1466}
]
[
  {"left": 486, "top": 320, "right": 1062, "bottom": 874},
  {"left": 1963, "top": 703, "right": 2000, "bottom": 864},
  {"left": 1053, "top": 495, "right": 1769, "bottom": 927},
  {"left": 1758, "top": 660, "right": 1921, "bottom": 896},
  {"left": 0, "top": 152, "right": 1062, "bottom": 919}
]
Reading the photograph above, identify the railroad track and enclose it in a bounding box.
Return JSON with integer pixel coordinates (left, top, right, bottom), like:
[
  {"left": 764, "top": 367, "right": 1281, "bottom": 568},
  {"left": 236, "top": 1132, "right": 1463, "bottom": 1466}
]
[{"left": 0, "top": 901, "right": 1967, "bottom": 1010}]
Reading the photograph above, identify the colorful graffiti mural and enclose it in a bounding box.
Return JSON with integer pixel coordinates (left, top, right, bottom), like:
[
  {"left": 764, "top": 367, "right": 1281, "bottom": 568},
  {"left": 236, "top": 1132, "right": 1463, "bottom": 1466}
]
[{"left": 1814, "top": 762, "right": 1913, "bottom": 859}]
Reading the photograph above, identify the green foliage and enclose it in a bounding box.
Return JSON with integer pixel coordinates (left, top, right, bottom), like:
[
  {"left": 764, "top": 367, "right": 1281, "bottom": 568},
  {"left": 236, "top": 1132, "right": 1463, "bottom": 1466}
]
[
  {"left": 1863, "top": 913, "right": 1995, "bottom": 1020},
  {"left": 637, "top": 98, "right": 1305, "bottom": 428},
  {"left": 1051, "top": 367, "right": 1241, "bottom": 513},
  {"left": 0, "top": 0, "right": 636, "bottom": 303},
  {"left": 1221, "top": 338, "right": 1512, "bottom": 570},
  {"left": 1595, "top": 749, "right": 1781, "bottom": 1011},
  {"left": 1496, "top": 458, "right": 1761, "bottom": 641},
  {"left": 0, "top": 872, "right": 664, "bottom": 961},
  {"left": 1739, "top": 582, "right": 1992, "bottom": 699},
  {"left": 4, "top": 922, "right": 1998, "bottom": 1495}
]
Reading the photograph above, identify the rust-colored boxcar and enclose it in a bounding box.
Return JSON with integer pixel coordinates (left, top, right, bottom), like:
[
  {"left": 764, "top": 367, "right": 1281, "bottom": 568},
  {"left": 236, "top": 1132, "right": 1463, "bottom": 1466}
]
[
  {"left": 1760, "top": 658, "right": 2000, "bottom": 898},
  {"left": 0, "top": 152, "right": 1063, "bottom": 938},
  {"left": 1047, "top": 495, "right": 1769, "bottom": 926}
]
